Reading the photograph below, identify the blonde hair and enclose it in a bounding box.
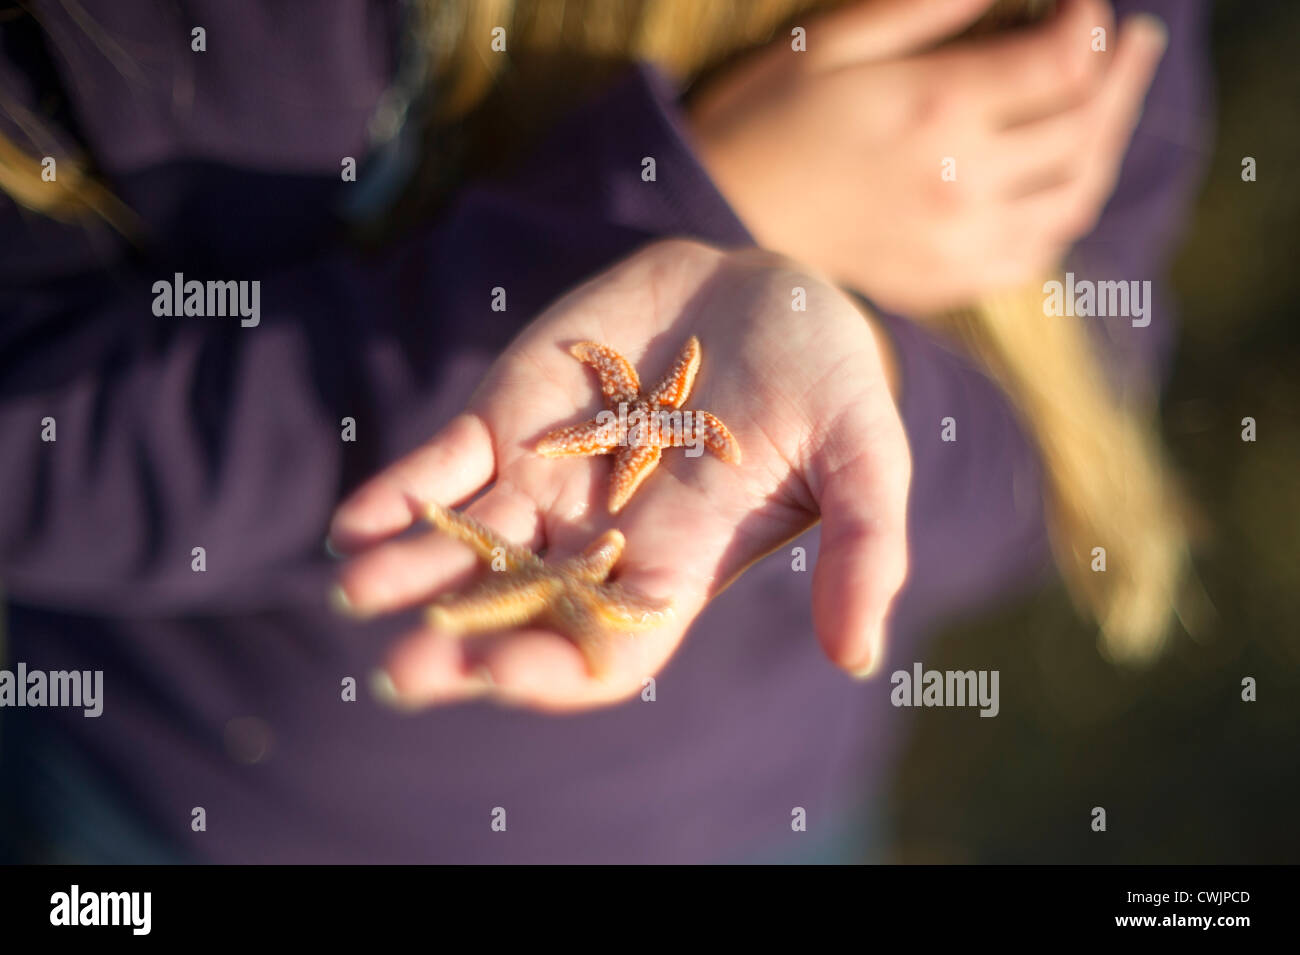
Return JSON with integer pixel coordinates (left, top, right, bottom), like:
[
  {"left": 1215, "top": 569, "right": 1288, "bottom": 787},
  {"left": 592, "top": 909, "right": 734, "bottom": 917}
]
[
  {"left": 2, "top": 0, "right": 1191, "bottom": 660},
  {"left": 0, "top": 102, "right": 136, "bottom": 235},
  {"left": 938, "top": 296, "right": 1190, "bottom": 661}
]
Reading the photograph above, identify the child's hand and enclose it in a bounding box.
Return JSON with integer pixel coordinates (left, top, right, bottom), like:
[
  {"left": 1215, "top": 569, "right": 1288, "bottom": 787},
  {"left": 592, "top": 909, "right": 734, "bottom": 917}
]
[
  {"left": 687, "top": 0, "right": 1167, "bottom": 314},
  {"left": 328, "top": 240, "right": 909, "bottom": 711}
]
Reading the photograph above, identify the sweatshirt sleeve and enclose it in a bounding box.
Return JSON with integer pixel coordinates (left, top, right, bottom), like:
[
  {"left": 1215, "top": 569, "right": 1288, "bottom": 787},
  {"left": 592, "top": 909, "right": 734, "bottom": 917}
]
[
  {"left": 0, "top": 268, "right": 348, "bottom": 615},
  {"left": 0, "top": 2, "right": 401, "bottom": 614}
]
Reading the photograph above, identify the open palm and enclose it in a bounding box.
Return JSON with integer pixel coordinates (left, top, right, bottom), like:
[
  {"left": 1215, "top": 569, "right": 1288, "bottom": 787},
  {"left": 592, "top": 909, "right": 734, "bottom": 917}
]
[{"left": 328, "top": 240, "right": 910, "bottom": 710}]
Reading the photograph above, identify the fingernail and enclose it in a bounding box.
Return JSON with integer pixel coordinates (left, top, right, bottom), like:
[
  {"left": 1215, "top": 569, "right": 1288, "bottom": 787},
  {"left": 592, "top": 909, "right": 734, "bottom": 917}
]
[
  {"left": 324, "top": 536, "right": 344, "bottom": 560},
  {"left": 369, "top": 668, "right": 421, "bottom": 712},
  {"left": 849, "top": 626, "right": 886, "bottom": 680},
  {"left": 850, "top": 656, "right": 883, "bottom": 680},
  {"left": 329, "top": 583, "right": 359, "bottom": 617},
  {"left": 1132, "top": 13, "right": 1168, "bottom": 52}
]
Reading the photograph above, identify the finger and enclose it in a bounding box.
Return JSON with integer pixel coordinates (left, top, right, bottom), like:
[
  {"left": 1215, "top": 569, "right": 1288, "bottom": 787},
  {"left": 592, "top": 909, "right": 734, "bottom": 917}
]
[
  {"left": 1006, "top": 176, "right": 1101, "bottom": 247},
  {"left": 992, "top": 102, "right": 1094, "bottom": 198},
  {"left": 464, "top": 628, "right": 647, "bottom": 711},
  {"left": 333, "top": 484, "right": 542, "bottom": 617},
  {"left": 383, "top": 616, "right": 678, "bottom": 712},
  {"left": 937, "top": 0, "right": 1112, "bottom": 125},
  {"left": 380, "top": 625, "right": 608, "bottom": 712},
  {"left": 809, "top": 406, "right": 911, "bottom": 676},
  {"left": 371, "top": 631, "right": 495, "bottom": 709},
  {"left": 328, "top": 412, "right": 495, "bottom": 554},
  {"left": 813, "top": 491, "right": 909, "bottom": 676},
  {"left": 1071, "top": 13, "right": 1168, "bottom": 211},
  {"left": 997, "top": 14, "right": 1167, "bottom": 239},
  {"left": 809, "top": 0, "right": 996, "bottom": 70}
]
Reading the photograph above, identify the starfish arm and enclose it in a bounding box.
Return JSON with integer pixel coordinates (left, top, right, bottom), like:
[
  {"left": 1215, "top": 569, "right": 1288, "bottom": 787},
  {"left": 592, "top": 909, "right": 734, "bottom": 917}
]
[
  {"left": 425, "top": 502, "right": 537, "bottom": 569},
  {"left": 548, "top": 584, "right": 673, "bottom": 676},
  {"left": 536, "top": 419, "right": 618, "bottom": 457},
  {"left": 546, "top": 600, "right": 616, "bottom": 677},
  {"left": 417, "top": 514, "right": 667, "bottom": 666},
  {"left": 690, "top": 409, "right": 742, "bottom": 464},
  {"left": 590, "top": 583, "right": 673, "bottom": 631},
  {"left": 608, "top": 443, "right": 662, "bottom": 513},
  {"left": 646, "top": 335, "right": 701, "bottom": 408},
  {"left": 571, "top": 342, "right": 640, "bottom": 401},
  {"left": 426, "top": 576, "right": 555, "bottom": 634},
  {"left": 563, "top": 529, "right": 626, "bottom": 582}
]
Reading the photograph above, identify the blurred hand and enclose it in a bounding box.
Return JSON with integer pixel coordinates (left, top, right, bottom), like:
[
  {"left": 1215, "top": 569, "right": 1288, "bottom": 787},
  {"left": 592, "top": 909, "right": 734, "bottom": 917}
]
[
  {"left": 687, "top": 0, "right": 1168, "bottom": 314},
  {"left": 328, "top": 240, "right": 909, "bottom": 711}
]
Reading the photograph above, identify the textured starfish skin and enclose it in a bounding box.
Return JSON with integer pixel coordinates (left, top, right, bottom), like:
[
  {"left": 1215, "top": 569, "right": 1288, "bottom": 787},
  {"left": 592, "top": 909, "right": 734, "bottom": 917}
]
[
  {"left": 536, "top": 337, "right": 741, "bottom": 512},
  {"left": 422, "top": 503, "right": 672, "bottom": 674}
]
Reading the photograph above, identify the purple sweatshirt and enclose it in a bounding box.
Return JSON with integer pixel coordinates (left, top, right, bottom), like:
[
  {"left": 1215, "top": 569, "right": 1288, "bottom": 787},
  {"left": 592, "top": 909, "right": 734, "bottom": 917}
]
[{"left": 0, "top": 1, "right": 1209, "bottom": 862}]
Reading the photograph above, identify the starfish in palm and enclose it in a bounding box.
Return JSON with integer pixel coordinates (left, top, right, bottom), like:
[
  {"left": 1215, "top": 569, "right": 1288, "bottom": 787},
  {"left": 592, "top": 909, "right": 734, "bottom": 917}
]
[
  {"left": 421, "top": 502, "right": 670, "bottom": 675},
  {"left": 536, "top": 337, "right": 740, "bottom": 512}
]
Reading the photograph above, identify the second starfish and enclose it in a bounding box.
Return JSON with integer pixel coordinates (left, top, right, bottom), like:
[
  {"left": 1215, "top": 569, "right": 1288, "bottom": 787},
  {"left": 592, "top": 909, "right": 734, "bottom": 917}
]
[{"left": 537, "top": 336, "right": 741, "bottom": 512}]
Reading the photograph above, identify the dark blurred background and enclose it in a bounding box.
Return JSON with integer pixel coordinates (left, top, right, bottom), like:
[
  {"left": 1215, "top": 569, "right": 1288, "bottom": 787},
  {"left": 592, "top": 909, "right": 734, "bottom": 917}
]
[{"left": 888, "top": 0, "right": 1300, "bottom": 863}]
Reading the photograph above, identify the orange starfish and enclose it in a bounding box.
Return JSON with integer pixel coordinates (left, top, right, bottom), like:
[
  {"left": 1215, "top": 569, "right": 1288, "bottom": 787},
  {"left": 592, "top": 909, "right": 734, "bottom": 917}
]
[
  {"left": 536, "top": 337, "right": 740, "bottom": 512},
  {"left": 422, "top": 503, "right": 671, "bottom": 674}
]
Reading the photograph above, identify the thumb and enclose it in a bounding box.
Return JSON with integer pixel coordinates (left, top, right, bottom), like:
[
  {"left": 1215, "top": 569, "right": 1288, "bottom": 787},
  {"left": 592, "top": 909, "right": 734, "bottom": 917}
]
[
  {"left": 808, "top": 0, "right": 997, "bottom": 70},
  {"left": 809, "top": 408, "right": 911, "bottom": 677}
]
